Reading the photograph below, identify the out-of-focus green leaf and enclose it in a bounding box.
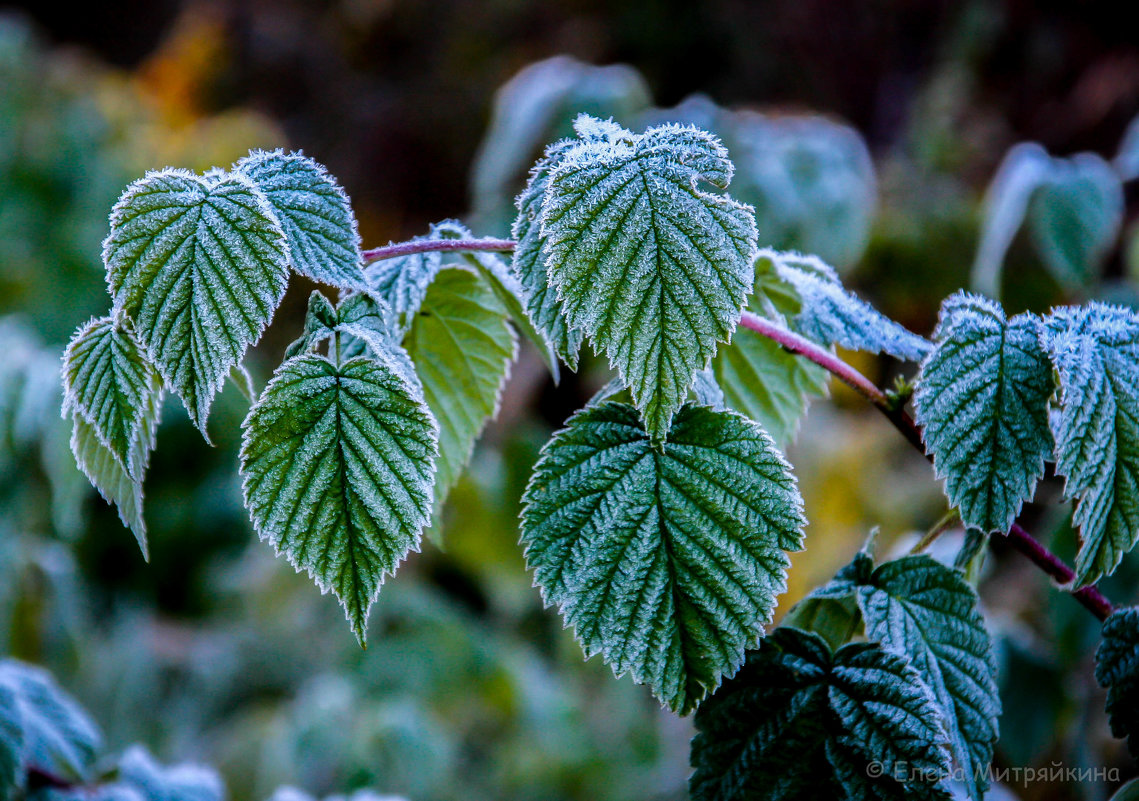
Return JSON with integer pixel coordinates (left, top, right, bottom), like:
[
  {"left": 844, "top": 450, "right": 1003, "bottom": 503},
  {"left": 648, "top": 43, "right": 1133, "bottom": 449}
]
[{"left": 1096, "top": 607, "right": 1139, "bottom": 758}]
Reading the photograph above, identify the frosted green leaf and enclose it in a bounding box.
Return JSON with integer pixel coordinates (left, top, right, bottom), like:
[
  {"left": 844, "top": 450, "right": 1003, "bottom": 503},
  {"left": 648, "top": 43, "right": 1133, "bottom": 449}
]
[
  {"left": 0, "top": 660, "right": 101, "bottom": 784},
  {"left": 104, "top": 169, "right": 290, "bottom": 437},
  {"left": 847, "top": 554, "right": 1000, "bottom": 801},
  {"left": 284, "top": 291, "right": 419, "bottom": 395},
  {"left": 914, "top": 293, "right": 1054, "bottom": 535},
  {"left": 1043, "top": 303, "right": 1139, "bottom": 586},
  {"left": 759, "top": 249, "right": 931, "bottom": 361},
  {"left": 235, "top": 150, "right": 364, "bottom": 290},
  {"left": 405, "top": 267, "right": 516, "bottom": 506},
  {"left": 689, "top": 627, "right": 951, "bottom": 801},
  {"left": 1096, "top": 607, "right": 1139, "bottom": 758},
  {"left": 62, "top": 317, "right": 162, "bottom": 478},
  {"left": 521, "top": 401, "right": 804, "bottom": 713},
  {"left": 511, "top": 139, "right": 583, "bottom": 369},
  {"left": 117, "top": 746, "right": 223, "bottom": 801},
  {"left": 240, "top": 354, "right": 438, "bottom": 644},
  {"left": 541, "top": 116, "right": 758, "bottom": 439},
  {"left": 1, "top": 681, "right": 20, "bottom": 800}
]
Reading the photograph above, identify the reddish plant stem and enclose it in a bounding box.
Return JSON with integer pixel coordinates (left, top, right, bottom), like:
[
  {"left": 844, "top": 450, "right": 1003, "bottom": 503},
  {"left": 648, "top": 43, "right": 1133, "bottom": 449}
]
[
  {"left": 358, "top": 238, "right": 1114, "bottom": 622},
  {"left": 361, "top": 238, "right": 516, "bottom": 264}
]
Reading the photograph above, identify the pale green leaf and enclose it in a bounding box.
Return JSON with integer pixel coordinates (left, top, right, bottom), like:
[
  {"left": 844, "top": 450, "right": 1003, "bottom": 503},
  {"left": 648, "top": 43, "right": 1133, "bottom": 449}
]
[
  {"left": 61, "top": 317, "right": 162, "bottom": 478},
  {"left": 461, "top": 249, "right": 559, "bottom": 381},
  {"left": 236, "top": 150, "right": 365, "bottom": 290},
  {"left": 240, "top": 354, "right": 438, "bottom": 643},
  {"left": 1096, "top": 607, "right": 1139, "bottom": 758},
  {"left": 521, "top": 401, "right": 804, "bottom": 713},
  {"left": 541, "top": 116, "right": 758, "bottom": 438},
  {"left": 759, "top": 249, "right": 931, "bottom": 361},
  {"left": 852, "top": 555, "right": 1000, "bottom": 801},
  {"left": 1043, "top": 303, "right": 1139, "bottom": 585},
  {"left": 914, "top": 293, "right": 1054, "bottom": 534},
  {"left": 0, "top": 660, "right": 101, "bottom": 784},
  {"left": 511, "top": 139, "right": 583, "bottom": 369},
  {"left": 104, "top": 169, "right": 290, "bottom": 436},
  {"left": 689, "top": 627, "right": 950, "bottom": 801},
  {"left": 404, "top": 267, "right": 516, "bottom": 506}
]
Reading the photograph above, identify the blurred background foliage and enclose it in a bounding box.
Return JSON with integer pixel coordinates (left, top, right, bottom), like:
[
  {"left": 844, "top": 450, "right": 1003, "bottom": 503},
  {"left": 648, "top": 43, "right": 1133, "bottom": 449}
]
[{"left": 2, "top": 1, "right": 1139, "bottom": 799}]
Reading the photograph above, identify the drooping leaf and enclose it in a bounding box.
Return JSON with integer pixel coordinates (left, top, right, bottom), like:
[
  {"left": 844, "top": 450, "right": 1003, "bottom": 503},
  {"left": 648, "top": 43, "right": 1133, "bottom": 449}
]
[
  {"left": 1096, "top": 607, "right": 1139, "bottom": 758},
  {"left": 240, "top": 354, "right": 438, "bottom": 644},
  {"left": 541, "top": 116, "right": 758, "bottom": 438},
  {"left": 850, "top": 555, "right": 1000, "bottom": 801},
  {"left": 689, "top": 627, "right": 951, "bottom": 801},
  {"left": 759, "top": 250, "right": 931, "bottom": 361},
  {"left": 0, "top": 661, "right": 101, "bottom": 784},
  {"left": 521, "top": 401, "right": 804, "bottom": 713},
  {"left": 116, "top": 745, "right": 224, "bottom": 801},
  {"left": 914, "top": 293, "right": 1054, "bottom": 535},
  {"left": 61, "top": 317, "right": 162, "bottom": 478},
  {"left": 62, "top": 319, "right": 163, "bottom": 556},
  {"left": 103, "top": 169, "right": 289, "bottom": 436},
  {"left": 1043, "top": 304, "right": 1139, "bottom": 586},
  {"left": 235, "top": 150, "right": 364, "bottom": 290},
  {"left": 511, "top": 139, "right": 583, "bottom": 369},
  {"left": 404, "top": 267, "right": 516, "bottom": 506},
  {"left": 1, "top": 681, "right": 21, "bottom": 800}
]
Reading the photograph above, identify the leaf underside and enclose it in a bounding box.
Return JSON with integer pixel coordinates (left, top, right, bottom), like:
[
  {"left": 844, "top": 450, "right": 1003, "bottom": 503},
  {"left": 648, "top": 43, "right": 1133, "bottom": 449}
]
[
  {"left": 521, "top": 401, "right": 804, "bottom": 713},
  {"left": 689, "top": 627, "right": 951, "bottom": 801},
  {"left": 240, "top": 354, "right": 438, "bottom": 644}
]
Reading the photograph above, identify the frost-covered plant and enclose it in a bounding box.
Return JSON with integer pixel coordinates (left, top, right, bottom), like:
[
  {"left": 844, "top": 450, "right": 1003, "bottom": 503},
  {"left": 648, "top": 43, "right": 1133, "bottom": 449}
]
[{"left": 48, "top": 115, "right": 1139, "bottom": 801}]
